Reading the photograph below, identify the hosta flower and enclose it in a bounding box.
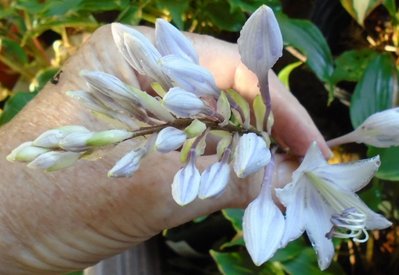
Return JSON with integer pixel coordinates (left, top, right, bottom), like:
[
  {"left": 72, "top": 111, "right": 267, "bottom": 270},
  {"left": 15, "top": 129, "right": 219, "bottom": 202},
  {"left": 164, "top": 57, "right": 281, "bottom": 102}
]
[
  {"left": 233, "top": 133, "right": 271, "bottom": 178},
  {"left": 7, "top": 142, "right": 49, "bottom": 162},
  {"left": 237, "top": 5, "right": 283, "bottom": 78},
  {"left": 275, "top": 142, "right": 392, "bottom": 270},
  {"left": 155, "top": 18, "right": 199, "bottom": 64},
  {"left": 111, "top": 23, "right": 170, "bottom": 88},
  {"left": 163, "top": 87, "right": 208, "bottom": 117},
  {"left": 33, "top": 125, "right": 90, "bottom": 148},
  {"left": 328, "top": 107, "right": 399, "bottom": 148},
  {"left": 160, "top": 55, "right": 219, "bottom": 97},
  {"left": 108, "top": 148, "right": 146, "bottom": 177},
  {"left": 198, "top": 161, "right": 230, "bottom": 199},
  {"left": 243, "top": 161, "right": 285, "bottom": 266},
  {"left": 27, "top": 151, "right": 81, "bottom": 171},
  {"left": 171, "top": 155, "right": 201, "bottom": 206},
  {"left": 155, "top": 127, "right": 187, "bottom": 153}
]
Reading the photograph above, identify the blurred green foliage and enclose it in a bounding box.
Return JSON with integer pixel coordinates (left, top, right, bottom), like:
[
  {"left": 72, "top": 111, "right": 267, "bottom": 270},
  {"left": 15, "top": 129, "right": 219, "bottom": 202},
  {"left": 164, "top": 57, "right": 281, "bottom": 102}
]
[{"left": 1, "top": 0, "right": 399, "bottom": 274}]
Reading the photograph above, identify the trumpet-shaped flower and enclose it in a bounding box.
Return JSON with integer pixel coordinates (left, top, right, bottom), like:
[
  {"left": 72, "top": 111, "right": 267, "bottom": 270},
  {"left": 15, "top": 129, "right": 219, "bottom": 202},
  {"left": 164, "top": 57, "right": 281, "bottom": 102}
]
[
  {"left": 108, "top": 148, "right": 146, "bottom": 177},
  {"left": 243, "top": 161, "right": 285, "bottom": 266},
  {"left": 275, "top": 142, "right": 392, "bottom": 270},
  {"left": 328, "top": 107, "right": 399, "bottom": 148},
  {"left": 155, "top": 127, "right": 187, "bottom": 153},
  {"left": 160, "top": 55, "right": 219, "bottom": 97},
  {"left": 233, "top": 133, "right": 271, "bottom": 178},
  {"left": 171, "top": 155, "right": 201, "bottom": 206},
  {"left": 155, "top": 18, "right": 199, "bottom": 64},
  {"left": 237, "top": 5, "right": 283, "bottom": 78},
  {"left": 163, "top": 87, "right": 208, "bottom": 117}
]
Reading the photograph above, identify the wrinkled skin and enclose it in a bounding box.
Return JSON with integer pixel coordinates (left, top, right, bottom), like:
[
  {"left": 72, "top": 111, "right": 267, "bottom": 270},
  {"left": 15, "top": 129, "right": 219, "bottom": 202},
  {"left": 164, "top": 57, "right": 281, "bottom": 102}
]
[{"left": 0, "top": 25, "right": 330, "bottom": 274}]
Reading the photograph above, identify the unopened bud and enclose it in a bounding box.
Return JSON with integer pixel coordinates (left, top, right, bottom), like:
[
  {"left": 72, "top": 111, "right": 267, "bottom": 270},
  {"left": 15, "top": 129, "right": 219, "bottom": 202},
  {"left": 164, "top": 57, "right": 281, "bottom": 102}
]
[
  {"left": 7, "top": 142, "right": 49, "bottom": 162},
  {"left": 163, "top": 87, "right": 207, "bottom": 118},
  {"left": 198, "top": 162, "right": 230, "bottom": 199},
  {"left": 27, "top": 151, "right": 81, "bottom": 171},
  {"left": 171, "top": 158, "right": 201, "bottom": 206},
  {"left": 108, "top": 148, "right": 146, "bottom": 177},
  {"left": 155, "top": 127, "right": 187, "bottom": 153},
  {"left": 86, "top": 129, "right": 133, "bottom": 147},
  {"left": 33, "top": 125, "right": 90, "bottom": 148}
]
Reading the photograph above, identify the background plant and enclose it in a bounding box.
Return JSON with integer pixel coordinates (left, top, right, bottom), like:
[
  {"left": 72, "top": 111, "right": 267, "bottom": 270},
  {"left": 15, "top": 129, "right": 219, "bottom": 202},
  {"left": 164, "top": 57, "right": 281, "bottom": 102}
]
[{"left": 1, "top": 0, "right": 399, "bottom": 274}]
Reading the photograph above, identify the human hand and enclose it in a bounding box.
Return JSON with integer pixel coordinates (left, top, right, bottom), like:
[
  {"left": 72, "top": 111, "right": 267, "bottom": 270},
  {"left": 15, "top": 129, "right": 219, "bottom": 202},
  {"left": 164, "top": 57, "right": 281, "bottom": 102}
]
[{"left": 0, "top": 24, "right": 326, "bottom": 274}]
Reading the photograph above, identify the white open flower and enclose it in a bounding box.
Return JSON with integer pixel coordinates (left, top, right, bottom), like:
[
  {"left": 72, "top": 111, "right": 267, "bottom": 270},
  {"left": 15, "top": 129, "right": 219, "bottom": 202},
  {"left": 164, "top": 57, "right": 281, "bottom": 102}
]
[
  {"left": 155, "top": 18, "right": 199, "bottom": 64},
  {"left": 155, "top": 127, "right": 187, "bottom": 153},
  {"left": 328, "top": 107, "right": 399, "bottom": 148},
  {"left": 198, "top": 161, "right": 230, "bottom": 199},
  {"left": 171, "top": 156, "right": 201, "bottom": 206},
  {"left": 163, "top": 87, "right": 208, "bottom": 118},
  {"left": 160, "top": 55, "right": 219, "bottom": 97},
  {"left": 237, "top": 5, "right": 283, "bottom": 78},
  {"left": 108, "top": 148, "right": 146, "bottom": 177},
  {"left": 233, "top": 133, "right": 271, "bottom": 178},
  {"left": 275, "top": 142, "right": 392, "bottom": 270}
]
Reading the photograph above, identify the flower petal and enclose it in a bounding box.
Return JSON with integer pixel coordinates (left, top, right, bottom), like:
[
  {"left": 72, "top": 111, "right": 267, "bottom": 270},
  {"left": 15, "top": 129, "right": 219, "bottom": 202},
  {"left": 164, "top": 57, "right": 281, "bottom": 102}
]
[
  {"left": 297, "top": 141, "right": 328, "bottom": 172},
  {"left": 315, "top": 156, "right": 380, "bottom": 192},
  {"left": 171, "top": 159, "right": 201, "bottom": 206},
  {"left": 304, "top": 185, "right": 335, "bottom": 271}
]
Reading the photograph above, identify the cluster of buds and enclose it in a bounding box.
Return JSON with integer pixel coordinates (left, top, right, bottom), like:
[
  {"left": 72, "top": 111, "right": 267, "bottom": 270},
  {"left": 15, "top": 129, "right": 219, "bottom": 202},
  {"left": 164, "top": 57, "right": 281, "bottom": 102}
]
[{"left": 7, "top": 5, "right": 394, "bottom": 271}]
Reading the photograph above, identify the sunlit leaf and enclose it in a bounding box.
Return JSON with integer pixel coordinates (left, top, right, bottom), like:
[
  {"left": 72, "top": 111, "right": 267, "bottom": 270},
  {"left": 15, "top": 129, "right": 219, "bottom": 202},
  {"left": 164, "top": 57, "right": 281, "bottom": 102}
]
[
  {"left": 222, "top": 208, "right": 243, "bottom": 232},
  {"left": 156, "top": 0, "right": 190, "bottom": 30},
  {"left": 340, "top": 0, "right": 382, "bottom": 26},
  {"left": 277, "top": 61, "right": 303, "bottom": 89},
  {"left": 350, "top": 53, "right": 397, "bottom": 128},
  {"left": 0, "top": 37, "right": 28, "bottom": 65}
]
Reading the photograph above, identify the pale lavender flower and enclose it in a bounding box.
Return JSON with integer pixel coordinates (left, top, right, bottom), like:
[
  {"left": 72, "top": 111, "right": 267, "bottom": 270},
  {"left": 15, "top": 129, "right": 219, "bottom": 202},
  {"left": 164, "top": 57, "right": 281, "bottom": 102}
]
[
  {"left": 243, "top": 161, "right": 285, "bottom": 266},
  {"left": 27, "top": 151, "right": 81, "bottom": 171},
  {"left": 328, "top": 107, "right": 399, "bottom": 148},
  {"left": 171, "top": 155, "right": 201, "bottom": 206},
  {"left": 160, "top": 55, "right": 219, "bottom": 97},
  {"left": 163, "top": 87, "right": 208, "bottom": 117},
  {"left": 108, "top": 148, "right": 146, "bottom": 177},
  {"left": 198, "top": 161, "right": 230, "bottom": 199},
  {"left": 155, "top": 18, "right": 199, "bottom": 64},
  {"left": 237, "top": 5, "right": 283, "bottom": 78},
  {"left": 155, "top": 127, "right": 187, "bottom": 153},
  {"left": 233, "top": 133, "right": 271, "bottom": 178},
  {"left": 276, "top": 142, "right": 392, "bottom": 270}
]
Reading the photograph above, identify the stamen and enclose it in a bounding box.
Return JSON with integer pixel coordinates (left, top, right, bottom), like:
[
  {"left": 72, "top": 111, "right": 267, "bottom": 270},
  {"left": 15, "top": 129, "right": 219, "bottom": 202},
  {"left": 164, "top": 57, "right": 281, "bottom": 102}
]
[{"left": 325, "top": 208, "right": 369, "bottom": 243}]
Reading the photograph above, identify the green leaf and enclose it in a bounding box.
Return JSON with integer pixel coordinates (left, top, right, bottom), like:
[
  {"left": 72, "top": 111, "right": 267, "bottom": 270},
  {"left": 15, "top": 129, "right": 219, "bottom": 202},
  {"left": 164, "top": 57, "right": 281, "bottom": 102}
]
[
  {"left": 156, "top": 0, "right": 190, "bottom": 30},
  {"left": 281, "top": 248, "right": 334, "bottom": 275},
  {"left": 340, "top": 0, "right": 382, "bottom": 26},
  {"left": 117, "top": 5, "right": 142, "bottom": 25},
  {"left": 220, "top": 233, "right": 245, "bottom": 249},
  {"left": 331, "top": 49, "right": 378, "bottom": 83},
  {"left": 359, "top": 179, "right": 383, "bottom": 209},
  {"left": 383, "top": 0, "right": 397, "bottom": 17},
  {"left": 204, "top": 0, "right": 246, "bottom": 32},
  {"left": 229, "top": 0, "right": 282, "bottom": 13},
  {"left": 77, "top": 0, "right": 125, "bottom": 11},
  {"left": 349, "top": 53, "right": 397, "bottom": 128},
  {"left": 368, "top": 146, "right": 399, "bottom": 180},
  {"left": 271, "top": 238, "right": 307, "bottom": 262},
  {"left": 29, "top": 67, "right": 59, "bottom": 93},
  {"left": 277, "top": 61, "right": 303, "bottom": 89},
  {"left": 42, "top": 0, "right": 83, "bottom": 17},
  {"left": 0, "top": 37, "right": 28, "bottom": 65},
  {"left": 0, "top": 92, "right": 37, "bottom": 126},
  {"left": 210, "top": 250, "right": 285, "bottom": 275},
  {"left": 221, "top": 208, "right": 244, "bottom": 232},
  {"left": 14, "top": 0, "right": 45, "bottom": 14},
  {"left": 277, "top": 13, "right": 334, "bottom": 85}
]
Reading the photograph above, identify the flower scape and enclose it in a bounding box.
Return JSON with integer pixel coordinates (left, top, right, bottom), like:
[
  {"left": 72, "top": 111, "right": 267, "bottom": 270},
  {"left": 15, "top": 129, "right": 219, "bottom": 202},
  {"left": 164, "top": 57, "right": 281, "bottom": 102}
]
[{"left": 7, "top": 5, "right": 393, "bottom": 271}]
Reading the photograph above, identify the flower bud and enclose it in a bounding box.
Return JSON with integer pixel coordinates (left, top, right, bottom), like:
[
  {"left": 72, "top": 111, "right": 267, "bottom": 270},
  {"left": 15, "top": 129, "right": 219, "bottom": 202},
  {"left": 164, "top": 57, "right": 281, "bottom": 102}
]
[
  {"left": 163, "top": 87, "right": 207, "bottom": 117},
  {"left": 59, "top": 132, "right": 94, "bottom": 152},
  {"left": 80, "top": 70, "right": 139, "bottom": 104},
  {"left": 33, "top": 125, "right": 90, "bottom": 148},
  {"left": 237, "top": 5, "right": 283, "bottom": 77},
  {"left": 198, "top": 162, "right": 230, "bottom": 199},
  {"left": 108, "top": 148, "right": 146, "bottom": 177},
  {"left": 355, "top": 107, "right": 399, "bottom": 147},
  {"left": 111, "top": 23, "right": 170, "bottom": 88},
  {"left": 233, "top": 133, "right": 271, "bottom": 178},
  {"left": 155, "top": 127, "right": 187, "bottom": 153},
  {"left": 86, "top": 129, "right": 133, "bottom": 147},
  {"left": 7, "top": 142, "right": 49, "bottom": 162},
  {"left": 27, "top": 151, "right": 81, "bottom": 171},
  {"left": 160, "top": 55, "right": 219, "bottom": 97},
  {"left": 171, "top": 158, "right": 201, "bottom": 206},
  {"left": 155, "top": 18, "right": 199, "bottom": 64}
]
